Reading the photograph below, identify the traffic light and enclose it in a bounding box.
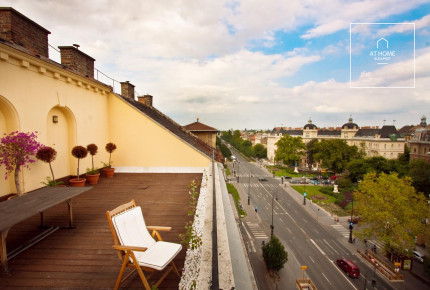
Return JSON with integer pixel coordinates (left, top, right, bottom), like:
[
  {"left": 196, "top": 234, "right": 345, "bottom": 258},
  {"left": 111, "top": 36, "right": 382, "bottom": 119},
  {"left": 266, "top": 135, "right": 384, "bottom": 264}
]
[{"left": 349, "top": 223, "right": 353, "bottom": 230}]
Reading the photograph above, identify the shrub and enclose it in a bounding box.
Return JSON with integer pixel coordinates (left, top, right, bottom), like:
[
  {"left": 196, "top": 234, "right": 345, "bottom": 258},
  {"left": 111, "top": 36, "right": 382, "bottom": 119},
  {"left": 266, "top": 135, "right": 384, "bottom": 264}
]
[
  {"left": 262, "top": 235, "right": 288, "bottom": 272},
  {"left": 36, "top": 146, "right": 60, "bottom": 186}
]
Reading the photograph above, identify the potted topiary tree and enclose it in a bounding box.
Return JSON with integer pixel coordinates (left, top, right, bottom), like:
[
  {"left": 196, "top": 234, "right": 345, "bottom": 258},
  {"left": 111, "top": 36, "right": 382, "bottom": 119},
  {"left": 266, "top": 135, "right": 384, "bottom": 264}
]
[
  {"left": 0, "top": 131, "right": 42, "bottom": 196},
  {"left": 36, "top": 146, "right": 64, "bottom": 187},
  {"left": 85, "top": 143, "right": 100, "bottom": 185},
  {"left": 70, "top": 145, "right": 88, "bottom": 187},
  {"left": 102, "top": 142, "right": 116, "bottom": 178}
]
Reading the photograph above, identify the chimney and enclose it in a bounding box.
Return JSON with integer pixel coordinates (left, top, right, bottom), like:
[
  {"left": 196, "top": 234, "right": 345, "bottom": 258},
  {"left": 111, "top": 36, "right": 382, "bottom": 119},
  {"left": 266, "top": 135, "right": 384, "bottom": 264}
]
[
  {"left": 0, "top": 8, "right": 50, "bottom": 57},
  {"left": 121, "top": 81, "right": 135, "bottom": 100},
  {"left": 58, "top": 45, "right": 95, "bottom": 78},
  {"left": 137, "top": 94, "right": 153, "bottom": 107}
]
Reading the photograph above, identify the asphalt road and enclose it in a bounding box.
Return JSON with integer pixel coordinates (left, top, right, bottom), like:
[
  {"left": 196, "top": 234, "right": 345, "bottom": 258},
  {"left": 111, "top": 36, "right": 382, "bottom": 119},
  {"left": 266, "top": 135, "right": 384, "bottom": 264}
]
[{"left": 229, "top": 148, "right": 395, "bottom": 290}]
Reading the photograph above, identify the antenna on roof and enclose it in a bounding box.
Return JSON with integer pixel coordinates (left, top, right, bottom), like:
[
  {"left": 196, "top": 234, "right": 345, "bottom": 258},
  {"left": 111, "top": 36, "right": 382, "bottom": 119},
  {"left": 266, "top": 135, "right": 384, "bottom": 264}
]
[
  {"left": 393, "top": 120, "right": 396, "bottom": 125},
  {"left": 383, "top": 119, "right": 386, "bottom": 125}
]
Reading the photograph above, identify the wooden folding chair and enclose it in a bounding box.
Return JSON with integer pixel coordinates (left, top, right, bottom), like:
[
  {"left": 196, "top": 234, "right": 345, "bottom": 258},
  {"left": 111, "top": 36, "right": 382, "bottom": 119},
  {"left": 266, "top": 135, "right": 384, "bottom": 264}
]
[{"left": 106, "top": 200, "right": 182, "bottom": 290}]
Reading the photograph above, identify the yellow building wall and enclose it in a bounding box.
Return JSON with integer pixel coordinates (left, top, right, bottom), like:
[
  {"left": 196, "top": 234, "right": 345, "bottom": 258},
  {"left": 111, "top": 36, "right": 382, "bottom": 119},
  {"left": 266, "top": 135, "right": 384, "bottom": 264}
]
[
  {"left": 193, "top": 132, "right": 216, "bottom": 148},
  {"left": 0, "top": 44, "right": 210, "bottom": 197},
  {"left": 107, "top": 96, "right": 210, "bottom": 168}
]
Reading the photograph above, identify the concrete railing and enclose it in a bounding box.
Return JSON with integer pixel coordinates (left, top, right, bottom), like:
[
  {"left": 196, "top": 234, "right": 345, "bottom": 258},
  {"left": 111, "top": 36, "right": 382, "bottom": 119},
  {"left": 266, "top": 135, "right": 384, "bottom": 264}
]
[{"left": 180, "top": 162, "right": 253, "bottom": 289}]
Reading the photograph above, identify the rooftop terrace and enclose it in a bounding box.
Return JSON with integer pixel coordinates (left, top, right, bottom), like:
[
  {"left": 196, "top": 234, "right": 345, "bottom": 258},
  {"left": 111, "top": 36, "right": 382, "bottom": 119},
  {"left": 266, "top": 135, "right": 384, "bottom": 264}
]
[{"left": 1, "top": 172, "right": 202, "bottom": 289}]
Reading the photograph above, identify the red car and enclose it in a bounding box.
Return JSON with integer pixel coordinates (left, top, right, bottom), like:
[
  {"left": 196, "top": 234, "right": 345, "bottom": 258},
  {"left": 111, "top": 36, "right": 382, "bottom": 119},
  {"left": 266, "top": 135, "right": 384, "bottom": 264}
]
[{"left": 337, "top": 258, "right": 360, "bottom": 278}]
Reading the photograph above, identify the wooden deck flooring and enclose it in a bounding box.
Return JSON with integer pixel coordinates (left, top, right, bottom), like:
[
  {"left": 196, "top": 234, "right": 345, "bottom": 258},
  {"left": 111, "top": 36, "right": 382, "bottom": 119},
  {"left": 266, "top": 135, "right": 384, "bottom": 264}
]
[{"left": 0, "top": 172, "right": 202, "bottom": 289}]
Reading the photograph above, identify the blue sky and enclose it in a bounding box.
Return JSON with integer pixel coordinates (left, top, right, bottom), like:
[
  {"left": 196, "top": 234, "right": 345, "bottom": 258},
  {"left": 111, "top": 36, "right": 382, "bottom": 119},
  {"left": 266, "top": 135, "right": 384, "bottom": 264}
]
[{"left": 1, "top": 0, "right": 430, "bottom": 130}]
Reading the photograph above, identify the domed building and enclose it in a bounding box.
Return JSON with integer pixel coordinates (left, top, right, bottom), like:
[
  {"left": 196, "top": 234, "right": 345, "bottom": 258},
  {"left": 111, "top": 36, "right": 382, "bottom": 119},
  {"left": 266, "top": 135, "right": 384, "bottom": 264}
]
[
  {"left": 341, "top": 117, "right": 359, "bottom": 139},
  {"left": 303, "top": 119, "right": 318, "bottom": 139},
  {"left": 409, "top": 116, "right": 430, "bottom": 163}
]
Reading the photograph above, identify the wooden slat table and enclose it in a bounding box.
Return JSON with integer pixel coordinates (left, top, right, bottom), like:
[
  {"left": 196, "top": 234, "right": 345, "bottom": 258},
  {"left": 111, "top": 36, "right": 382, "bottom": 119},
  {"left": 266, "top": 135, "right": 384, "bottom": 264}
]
[{"left": 0, "top": 186, "right": 91, "bottom": 272}]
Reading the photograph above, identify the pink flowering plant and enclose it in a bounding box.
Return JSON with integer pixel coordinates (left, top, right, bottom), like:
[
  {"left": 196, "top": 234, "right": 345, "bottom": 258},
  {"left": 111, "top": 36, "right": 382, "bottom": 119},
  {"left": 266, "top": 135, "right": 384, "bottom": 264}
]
[{"left": 0, "top": 131, "right": 42, "bottom": 196}]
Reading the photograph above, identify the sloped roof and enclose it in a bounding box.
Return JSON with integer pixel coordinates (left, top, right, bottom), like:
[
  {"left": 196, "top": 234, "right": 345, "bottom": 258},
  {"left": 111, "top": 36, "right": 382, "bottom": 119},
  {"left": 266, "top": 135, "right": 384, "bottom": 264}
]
[
  {"left": 317, "top": 129, "right": 341, "bottom": 136},
  {"left": 183, "top": 120, "right": 218, "bottom": 132},
  {"left": 119, "top": 95, "right": 223, "bottom": 162},
  {"left": 354, "top": 128, "right": 380, "bottom": 137},
  {"left": 398, "top": 125, "right": 415, "bottom": 136},
  {"left": 379, "top": 125, "right": 398, "bottom": 138},
  {"left": 270, "top": 127, "right": 303, "bottom": 136},
  {"left": 354, "top": 125, "right": 399, "bottom": 138}
]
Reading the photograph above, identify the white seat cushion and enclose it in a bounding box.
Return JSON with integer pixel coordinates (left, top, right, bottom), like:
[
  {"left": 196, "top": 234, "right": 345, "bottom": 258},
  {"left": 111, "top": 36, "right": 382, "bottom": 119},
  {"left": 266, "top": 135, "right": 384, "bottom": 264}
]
[
  {"left": 135, "top": 241, "right": 182, "bottom": 270},
  {"left": 112, "top": 206, "right": 156, "bottom": 249},
  {"left": 112, "top": 206, "right": 182, "bottom": 271}
]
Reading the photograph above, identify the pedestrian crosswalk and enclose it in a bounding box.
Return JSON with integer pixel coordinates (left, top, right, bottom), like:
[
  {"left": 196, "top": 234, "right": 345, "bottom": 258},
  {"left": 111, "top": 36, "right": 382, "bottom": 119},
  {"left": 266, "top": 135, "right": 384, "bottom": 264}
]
[
  {"left": 245, "top": 222, "right": 268, "bottom": 239},
  {"left": 242, "top": 183, "right": 278, "bottom": 189},
  {"left": 331, "top": 224, "right": 350, "bottom": 238}
]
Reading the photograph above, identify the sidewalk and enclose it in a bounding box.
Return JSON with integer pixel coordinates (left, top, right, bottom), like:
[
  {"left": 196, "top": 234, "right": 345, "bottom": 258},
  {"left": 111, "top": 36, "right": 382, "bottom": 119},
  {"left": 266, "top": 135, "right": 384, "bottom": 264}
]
[{"left": 233, "top": 180, "right": 273, "bottom": 289}]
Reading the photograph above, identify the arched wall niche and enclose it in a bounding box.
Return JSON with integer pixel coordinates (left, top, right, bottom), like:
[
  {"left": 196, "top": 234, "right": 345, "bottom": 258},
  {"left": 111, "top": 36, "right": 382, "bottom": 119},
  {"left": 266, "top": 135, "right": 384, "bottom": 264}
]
[
  {"left": 0, "top": 95, "right": 20, "bottom": 196},
  {"left": 46, "top": 106, "right": 77, "bottom": 179}
]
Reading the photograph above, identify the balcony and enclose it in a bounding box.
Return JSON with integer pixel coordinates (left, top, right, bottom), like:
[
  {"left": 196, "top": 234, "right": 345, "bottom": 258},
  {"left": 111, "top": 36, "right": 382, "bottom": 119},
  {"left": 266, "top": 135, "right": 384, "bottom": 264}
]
[{"left": 1, "top": 172, "right": 201, "bottom": 288}]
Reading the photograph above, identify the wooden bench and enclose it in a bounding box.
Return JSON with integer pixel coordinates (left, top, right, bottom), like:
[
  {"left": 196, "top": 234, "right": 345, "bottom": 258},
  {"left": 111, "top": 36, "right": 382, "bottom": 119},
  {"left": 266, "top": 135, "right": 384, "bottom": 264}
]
[{"left": 0, "top": 186, "right": 91, "bottom": 273}]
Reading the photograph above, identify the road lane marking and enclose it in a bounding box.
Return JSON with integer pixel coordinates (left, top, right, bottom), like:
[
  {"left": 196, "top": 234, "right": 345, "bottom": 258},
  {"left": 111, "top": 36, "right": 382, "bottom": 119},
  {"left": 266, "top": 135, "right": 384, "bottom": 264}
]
[
  {"left": 322, "top": 239, "right": 339, "bottom": 255},
  {"left": 322, "top": 273, "right": 331, "bottom": 285},
  {"left": 330, "top": 260, "right": 358, "bottom": 290},
  {"left": 310, "top": 239, "right": 326, "bottom": 256},
  {"left": 309, "top": 256, "right": 315, "bottom": 264}
]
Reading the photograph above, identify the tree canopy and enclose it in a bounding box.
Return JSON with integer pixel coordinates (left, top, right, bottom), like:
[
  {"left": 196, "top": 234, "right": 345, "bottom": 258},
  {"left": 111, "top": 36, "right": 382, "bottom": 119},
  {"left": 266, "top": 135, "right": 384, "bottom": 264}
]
[
  {"left": 253, "top": 143, "right": 267, "bottom": 159},
  {"left": 354, "top": 172, "right": 428, "bottom": 256},
  {"left": 274, "top": 135, "right": 306, "bottom": 166},
  {"left": 408, "top": 159, "right": 430, "bottom": 196},
  {"left": 312, "top": 139, "right": 360, "bottom": 174},
  {"left": 262, "top": 235, "right": 288, "bottom": 273},
  {"left": 347, "top": 156, "right": 402, "bottom": 182}
]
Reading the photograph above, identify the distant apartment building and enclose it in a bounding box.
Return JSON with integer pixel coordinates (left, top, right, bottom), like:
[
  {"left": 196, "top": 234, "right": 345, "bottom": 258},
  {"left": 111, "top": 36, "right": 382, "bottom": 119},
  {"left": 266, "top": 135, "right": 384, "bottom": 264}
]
[
  {"left": 408, "top": 116, "right": 430, "bottom": 163},
  {"left": 267, "top": 117, "right": 405, "bottom": 167}
]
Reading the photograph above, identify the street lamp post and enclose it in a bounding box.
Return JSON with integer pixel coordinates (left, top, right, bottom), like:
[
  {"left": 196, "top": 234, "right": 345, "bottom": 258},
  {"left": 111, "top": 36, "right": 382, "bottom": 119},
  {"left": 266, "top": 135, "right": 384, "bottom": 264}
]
[
  {"left": 302, "top": 176, "right": 306, "bottom": 205},
  {"left": 348, "top": 194, "right": 354, "bottom": 243},
  {"left": 237, "top": 161, "right": 240, "bottom": 183},
  {"left": 248, "top": 173, "right": 251, "bottom": 205},
  {"left": 271, "top": 193, "right": 278, "bottom": 237}
]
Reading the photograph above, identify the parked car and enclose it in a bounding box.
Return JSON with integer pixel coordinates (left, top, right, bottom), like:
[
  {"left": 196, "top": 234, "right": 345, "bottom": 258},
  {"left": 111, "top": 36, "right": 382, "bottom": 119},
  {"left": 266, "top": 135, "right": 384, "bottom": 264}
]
[
  {"left": 413, "top": 251, "right": 424, "bottom": 263},
  {"left": 258, "top": 177, "right": 267, "bottom": 181},
  {"left": 289, "top": 179, "right": 300, "bottom": 184},
  {"left": 337, "top": 258, "right": 360, "bottom": 278}
]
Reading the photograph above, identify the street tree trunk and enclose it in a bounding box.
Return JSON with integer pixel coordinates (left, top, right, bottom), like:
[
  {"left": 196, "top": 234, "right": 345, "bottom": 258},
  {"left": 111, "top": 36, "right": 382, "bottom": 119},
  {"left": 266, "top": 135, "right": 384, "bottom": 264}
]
[{"left": 14, "top": 164, "right": 22, "bottom": 196}]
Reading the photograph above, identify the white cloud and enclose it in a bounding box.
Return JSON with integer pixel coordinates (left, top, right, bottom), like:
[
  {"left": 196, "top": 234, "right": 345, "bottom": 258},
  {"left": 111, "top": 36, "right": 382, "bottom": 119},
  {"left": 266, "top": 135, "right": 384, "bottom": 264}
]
[
  {"left": 301, "top": 0, "right": 429, "bottom": 39},
  {"left": 0, "top": 0, "right": 428, "bottom": 129}
]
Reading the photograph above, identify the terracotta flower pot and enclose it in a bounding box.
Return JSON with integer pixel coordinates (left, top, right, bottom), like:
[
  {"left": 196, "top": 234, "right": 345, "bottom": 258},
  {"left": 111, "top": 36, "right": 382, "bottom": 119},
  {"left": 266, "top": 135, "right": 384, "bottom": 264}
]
[
  {"left": 69, "top": 178, "right": 86, "bottom": 187},
  {"left": 86, "top": 173, "right": 100, "bottom": 185},
  {"left": 103, "top": 168, "right": 115, "bottom": 178}
]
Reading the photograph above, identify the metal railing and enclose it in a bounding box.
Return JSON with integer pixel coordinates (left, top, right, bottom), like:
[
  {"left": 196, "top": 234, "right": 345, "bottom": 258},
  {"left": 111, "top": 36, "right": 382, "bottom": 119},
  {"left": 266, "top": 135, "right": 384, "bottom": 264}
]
[{"left": 49, "top": 44, "right": 141, "bottom": 98}]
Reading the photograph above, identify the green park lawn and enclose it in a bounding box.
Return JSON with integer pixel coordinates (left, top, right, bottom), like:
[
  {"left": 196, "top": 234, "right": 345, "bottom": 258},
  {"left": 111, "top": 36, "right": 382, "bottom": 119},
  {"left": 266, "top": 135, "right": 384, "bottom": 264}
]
[{"left": 291, "top": 185, "right": 350, "bottom": 217}]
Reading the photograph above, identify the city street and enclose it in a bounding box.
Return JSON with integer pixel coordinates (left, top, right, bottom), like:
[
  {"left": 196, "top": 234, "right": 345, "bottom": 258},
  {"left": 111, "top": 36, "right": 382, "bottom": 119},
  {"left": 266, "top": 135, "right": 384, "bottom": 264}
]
[{"left": 228, "top": 147, "right": 396, "bottom": 289}]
